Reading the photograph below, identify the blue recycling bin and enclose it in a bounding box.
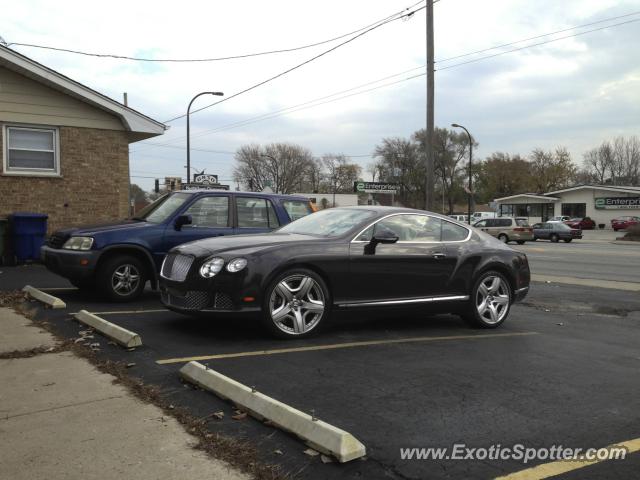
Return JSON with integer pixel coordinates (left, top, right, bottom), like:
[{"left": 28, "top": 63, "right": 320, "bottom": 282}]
[{"left": 10, "top": 212, "right": 48, "bottom": 263}]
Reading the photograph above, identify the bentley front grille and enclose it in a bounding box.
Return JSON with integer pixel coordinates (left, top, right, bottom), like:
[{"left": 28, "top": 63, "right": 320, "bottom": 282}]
[{"left": 161, "top": 253, "right": 194, "bottom": 282}]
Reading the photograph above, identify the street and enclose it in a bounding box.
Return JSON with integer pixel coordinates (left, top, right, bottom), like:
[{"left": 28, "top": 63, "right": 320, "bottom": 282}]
[{"left": 517, "top": 234, "right": 640, "bottom": 284}]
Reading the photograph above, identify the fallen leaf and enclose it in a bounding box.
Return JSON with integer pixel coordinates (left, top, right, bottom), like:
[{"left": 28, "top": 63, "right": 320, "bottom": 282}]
[
  {"left": 126, "top": 363, "right": 136, "bottom": 368},
  {"left": 321, "top": 454, "right": 334, "bottom": 463},
  {"left": 274, "top": 449, "right": 284, "bottom": 455},
  {"left": 212, "top": 411, "right": 224, "bottom": 420},
  {"left": 232, "top": 412, "right": 247, "bottom": 420},
  {"left": 304, "top": 448, "right": 320, "bottom": 457}
]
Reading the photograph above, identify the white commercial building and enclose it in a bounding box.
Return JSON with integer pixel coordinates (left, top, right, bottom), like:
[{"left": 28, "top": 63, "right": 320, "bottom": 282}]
[
  {"left": 294, "top": 193, "right": 358, "bottom": 208},
  {"left": 494, "top": 185, "right": 640, "bottom": 227}
]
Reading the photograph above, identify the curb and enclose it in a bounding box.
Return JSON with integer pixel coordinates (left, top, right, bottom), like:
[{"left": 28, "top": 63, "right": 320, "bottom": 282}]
[
  {"left": 74, "top": 310, "right": 142, "bottom": 348},
  {"left": 22, "top": 285, "right": 66, "bottom": 309},
  {"left": 180, "top": 361, "right": 366, "bottom": 463},
  {"left": 611, "top": 240, "right": 640, "bottom": 246}
]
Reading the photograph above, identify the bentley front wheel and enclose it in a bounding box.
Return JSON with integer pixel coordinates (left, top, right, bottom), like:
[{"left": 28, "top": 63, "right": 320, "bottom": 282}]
[{"left": 262, "top": 269, "right": 330, "bottom": 339}]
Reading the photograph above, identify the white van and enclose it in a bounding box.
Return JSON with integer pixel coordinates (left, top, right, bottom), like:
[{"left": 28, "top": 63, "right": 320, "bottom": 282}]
[
  {"left": 472, "top": 212, "right": 497, "bottom": 221},
  {"left": 448, "top": 214, "right": 468, "bottom": 223}
]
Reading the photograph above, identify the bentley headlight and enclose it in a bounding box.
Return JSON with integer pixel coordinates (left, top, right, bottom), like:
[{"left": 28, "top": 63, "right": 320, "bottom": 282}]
[
  {"left": 226, "top": 258, "right": 248, "bottom": 273},
  {"left": 62, "top": 236, "right": 94, "bottom": 251},
  {"left": 199, "top": 257, "right": 225, "bottom": 278}
]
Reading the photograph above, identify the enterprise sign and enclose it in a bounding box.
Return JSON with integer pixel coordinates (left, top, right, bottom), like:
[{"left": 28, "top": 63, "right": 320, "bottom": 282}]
[
  {"left": 595, "top": 197, "right": 640, "bottom": 209},
  {"left": 354, "top": 181, "right": 400, "bottom": 194}
]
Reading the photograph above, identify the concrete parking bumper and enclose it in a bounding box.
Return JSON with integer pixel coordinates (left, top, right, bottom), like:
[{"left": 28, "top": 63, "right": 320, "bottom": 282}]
[
  {"left": 180, "top": 361, "right": 367, "bottom": 463},
  {"left": 22, "top": 285, "right": 66, "bottom": 309},
  {"left": 74, "top": 310, "right": 142, "bottom": 348}
]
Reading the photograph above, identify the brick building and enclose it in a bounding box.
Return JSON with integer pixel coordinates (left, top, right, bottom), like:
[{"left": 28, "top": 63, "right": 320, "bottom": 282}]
[{"left": 0, "top": 45, "right": 165, "bottom": 232}]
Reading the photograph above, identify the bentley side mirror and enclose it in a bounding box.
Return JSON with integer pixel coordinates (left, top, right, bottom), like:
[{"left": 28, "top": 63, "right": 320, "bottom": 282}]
[
  {"left": 371, "top": 228, "right": 399, "bottom": 244},
  {"left": 174, "top": 214, "right": 192, "bottom": 231}
]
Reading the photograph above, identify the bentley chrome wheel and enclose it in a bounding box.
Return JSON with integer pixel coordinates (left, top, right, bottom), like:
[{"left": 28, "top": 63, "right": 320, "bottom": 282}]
[
  {"left": 475, "top": 275, "right": 510, "bottom": 324},
  {"left": 269, "top": 274, "right": 325, "bottom": 335}
]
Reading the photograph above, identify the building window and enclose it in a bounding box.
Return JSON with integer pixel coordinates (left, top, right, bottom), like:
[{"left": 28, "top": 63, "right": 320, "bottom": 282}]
[
  {"left": 500, "top": 204, "right": 514, "bottom": 217},
  {"left": 3, "top": 125, "right": 60, "bottom": 176},
  {"left": 561, "top": 203, "right": 586, "bottom": 218}
]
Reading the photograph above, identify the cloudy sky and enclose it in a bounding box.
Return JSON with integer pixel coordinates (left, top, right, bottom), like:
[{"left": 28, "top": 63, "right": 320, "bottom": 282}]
[{"left": 3, "top": 0, "right": 640, "bottom": 190}]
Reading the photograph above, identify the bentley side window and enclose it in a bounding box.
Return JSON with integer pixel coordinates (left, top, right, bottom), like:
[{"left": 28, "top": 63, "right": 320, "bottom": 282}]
[
  {"left": 441, "top": 220, "right": 469, "bottom": 241},
  {"left": 374, "top": 215, "right": 442, "bottom": 242}
]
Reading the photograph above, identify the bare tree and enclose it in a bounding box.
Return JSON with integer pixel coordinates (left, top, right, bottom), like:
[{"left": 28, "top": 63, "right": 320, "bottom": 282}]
[
  {"left": 583, "top": 146, "right": 608, "bottom": 184},
  {"left": 373, "top": 137, "right": 422, "bottom": 207},
  {"left": 233, "top": 143, "right": 314, "bottom": 193},
  {"left": 581, "top": 136, "right": 640, "bottom": 186},
  {"left": 529, "top": 147, "right": 577, "bottom": 193}
]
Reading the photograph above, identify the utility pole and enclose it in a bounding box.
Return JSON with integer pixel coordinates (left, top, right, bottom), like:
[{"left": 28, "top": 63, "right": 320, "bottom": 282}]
[{"left": 425, "top": 0, "right": 435, "bottom": 211}]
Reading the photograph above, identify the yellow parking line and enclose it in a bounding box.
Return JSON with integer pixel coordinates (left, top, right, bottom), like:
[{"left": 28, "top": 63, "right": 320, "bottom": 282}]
[
  {"left": 495, "top": 437, "right": 640, "bottom": 480},
  {"left": 70, "top": 309, "right": 167, "bottom": 315},
  {"left": 38, "top": 287, "right": 78, "bottom": 291},
  {"left": 156, "top": 331, "right": 539, "bottom": 365}
]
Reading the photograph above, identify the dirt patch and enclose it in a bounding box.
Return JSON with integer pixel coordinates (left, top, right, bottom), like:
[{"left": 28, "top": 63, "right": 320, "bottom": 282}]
[
  {"left": 0, "top": 341, "right": 71, "bottom": 359},
  {"left": 12, "top": 302, "right": 289, "bottom": 480},
  {"left": 0, "top": 290, "right": 28, "bottom": 308}
]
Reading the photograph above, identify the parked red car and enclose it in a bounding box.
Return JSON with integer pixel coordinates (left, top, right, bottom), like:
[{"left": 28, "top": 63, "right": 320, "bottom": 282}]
[
  {"left": 611, "top": 216, "right": 640, "bottom": 231},
  {"left": 564, "top": 217, "right": 595, "bottom": 230}
]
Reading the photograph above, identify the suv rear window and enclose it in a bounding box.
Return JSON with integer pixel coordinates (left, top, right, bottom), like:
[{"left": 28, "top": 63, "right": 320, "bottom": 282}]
[{"left": 282, "top": 200, "right": 313, "bottom": 221}]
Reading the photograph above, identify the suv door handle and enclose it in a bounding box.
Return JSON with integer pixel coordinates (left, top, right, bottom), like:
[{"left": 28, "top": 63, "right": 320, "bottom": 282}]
[{"left": 432, "top": 252, "right": 446, "bottom": 259}]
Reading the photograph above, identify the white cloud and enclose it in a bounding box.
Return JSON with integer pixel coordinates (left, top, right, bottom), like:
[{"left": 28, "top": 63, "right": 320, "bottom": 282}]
[{"left": 3, "top": 0, "right": 640, "bottom": 188}]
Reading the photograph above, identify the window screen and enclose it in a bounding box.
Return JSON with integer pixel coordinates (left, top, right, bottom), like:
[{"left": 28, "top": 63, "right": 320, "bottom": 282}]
[{"left": 6, "top": 127, "right": 57, "bottom": 172}]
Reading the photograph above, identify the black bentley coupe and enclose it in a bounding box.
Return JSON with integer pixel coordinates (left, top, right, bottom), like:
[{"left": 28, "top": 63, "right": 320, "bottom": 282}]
[{"left": 159, "top": 207, "right": 530, "bottom": 338}]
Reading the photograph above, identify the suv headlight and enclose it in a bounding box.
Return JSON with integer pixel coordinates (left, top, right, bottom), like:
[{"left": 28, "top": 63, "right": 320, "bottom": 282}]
[
  {"left": 200, "top": 257, "right": 224, "bottom": 278},
  {"left": 226, "top": 258, "right": 247, "bottom": 273},
  {"left": 62, "top": 236, "right": 94, "bottom": 251}
]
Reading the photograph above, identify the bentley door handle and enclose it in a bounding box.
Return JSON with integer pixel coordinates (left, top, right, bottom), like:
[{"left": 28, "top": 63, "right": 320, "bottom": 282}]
[{"left": 432, "top": 252, "right": 446, "bottom": 259}]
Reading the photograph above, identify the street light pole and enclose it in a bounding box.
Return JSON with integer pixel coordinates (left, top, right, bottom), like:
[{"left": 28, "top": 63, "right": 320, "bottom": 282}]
[
  {"left": 451, "top": 123, "right": 473, "bottom": 225},
  {"left": 260, "top": 154, "right": 278, "bottom": 193},
  {"left": 186, "top": 91, "right": 223, "bottom": 184}
]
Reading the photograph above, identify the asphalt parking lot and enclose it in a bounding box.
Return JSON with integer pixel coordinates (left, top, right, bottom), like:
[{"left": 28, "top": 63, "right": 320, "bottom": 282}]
[{"left": 2, "top": 237, "right": 640, "bottom": 479}]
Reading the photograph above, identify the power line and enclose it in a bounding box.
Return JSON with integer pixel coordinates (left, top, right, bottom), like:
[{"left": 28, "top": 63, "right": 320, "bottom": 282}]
[
  {"left": 437, "top": 17, "right": 640, "bottom": 71},
  {"left": 131, "top": 64, "right": 427, "bottom": 153},
  {"left": 163, "top": 4, "right": 426, "bottom": 123},
  {"left": 133, "top": 8, "right": 637, "bottom": 153},
  {"left": 6, "top": 1, "right": 425, "bottom": 63},
  {"left": 436, "top": 10, "right": 640, "bottom": 64}
]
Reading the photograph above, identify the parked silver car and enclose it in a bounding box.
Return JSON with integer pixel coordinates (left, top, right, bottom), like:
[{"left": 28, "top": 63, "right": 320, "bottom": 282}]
[{"left": 473, "top": 217, "right": 534, "bottom": 244}]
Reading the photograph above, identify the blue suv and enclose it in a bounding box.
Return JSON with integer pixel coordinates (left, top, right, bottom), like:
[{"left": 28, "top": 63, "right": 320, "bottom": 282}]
[{"left": 41, "top": 190, "right": 314, "bottom": 301}]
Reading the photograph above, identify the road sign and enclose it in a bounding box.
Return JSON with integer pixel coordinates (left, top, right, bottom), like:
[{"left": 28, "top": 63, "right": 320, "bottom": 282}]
[
  {"left": 182, "top": 183, "right": 229, "bottom": 191},
  {"left": 193, "top": 173, "right": 219, "bottom": 185},
  {"left": 354, "top": 181, "right": 400, "bottom": 194}
]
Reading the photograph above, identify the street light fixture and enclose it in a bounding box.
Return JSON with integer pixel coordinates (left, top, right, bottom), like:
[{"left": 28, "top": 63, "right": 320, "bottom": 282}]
[
  {"left": 186, "top": 91, "right": 223, "bottom": 184},
  {"left": 451, "top": 123, "right": 473, "bottom": 225}
]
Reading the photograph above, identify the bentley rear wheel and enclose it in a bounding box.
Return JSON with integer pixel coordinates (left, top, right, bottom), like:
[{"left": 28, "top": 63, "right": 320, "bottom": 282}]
[
  {"left": 262, "top": 269, "right": 330, "bottom": 339},
  {"left": 461, "top": 271, "right": 512, "bottom": 328}
]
